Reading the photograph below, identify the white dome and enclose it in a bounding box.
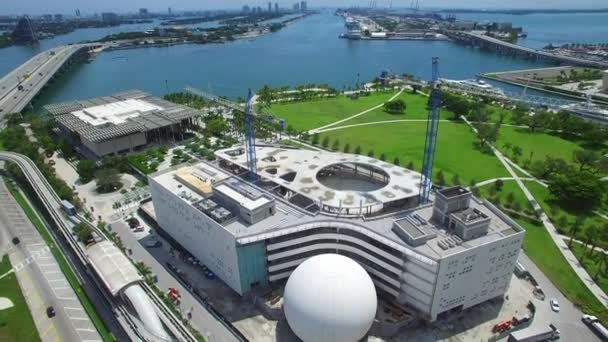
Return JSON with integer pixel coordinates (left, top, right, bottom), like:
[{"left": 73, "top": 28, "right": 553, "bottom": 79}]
[{"left": 283, "top": 254, "right": 377, "bottom": 342}]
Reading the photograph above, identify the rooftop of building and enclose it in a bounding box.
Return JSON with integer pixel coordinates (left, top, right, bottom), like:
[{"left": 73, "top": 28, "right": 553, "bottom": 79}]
[
  {"left": 44, "top": 90, "right": 202, "bottom": 143},
  {"left": 215, "top": 146, "right": 422, "bottom": 211},
  {"left": 150, "top": 150, "right": 524, "bottom": 262}
]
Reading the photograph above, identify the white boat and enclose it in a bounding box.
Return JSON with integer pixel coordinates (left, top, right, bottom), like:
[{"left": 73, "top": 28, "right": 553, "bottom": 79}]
[
  {"left": 441, "top": 78, "right": 505, "bottom": 96},
  {"left": 560, "top": 96, "right": 608, "bottom": 123}
]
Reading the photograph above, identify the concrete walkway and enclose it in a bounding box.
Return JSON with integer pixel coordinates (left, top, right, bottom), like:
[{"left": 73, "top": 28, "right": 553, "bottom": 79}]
[
  {"left": 473, "top": 177, "right": 537, "bottom": 188},
  {"left": 463, "top": 116, "right": 608, "bottom": 307},
  {"left": 308, "top": 88, "right": 405, "bottom": 134},
  {"left": 315, "top": 119, "right": 451, "bottom": 134}
]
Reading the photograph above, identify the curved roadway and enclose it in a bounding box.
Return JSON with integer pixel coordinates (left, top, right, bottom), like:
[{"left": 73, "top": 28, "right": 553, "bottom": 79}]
[{"left": 0, "top": 151, "right": 197, "bottom": 342}]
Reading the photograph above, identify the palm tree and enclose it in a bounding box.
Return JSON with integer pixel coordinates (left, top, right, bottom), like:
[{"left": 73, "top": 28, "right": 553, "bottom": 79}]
[
  {"left": 585, "top": 225, "right": 599, "bottom": 256},
  {"left": 569, "top": 217, "right": 586, "bottom": 248}
]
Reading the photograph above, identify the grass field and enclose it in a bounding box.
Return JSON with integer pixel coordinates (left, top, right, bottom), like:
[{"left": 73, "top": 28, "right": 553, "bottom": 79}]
[
  {"left": 517, "top": 218, "right": 608, "bottom": 321},
  {"left": 0, "top": 256, "right": 40, "bottom": 342},
  {"left": 269, "top": 91, "right": 398, "bottom": 131},
  {"left": 5, "top": 182, "right": 113, "bottom": 341},
  {"left": 570, "top": 243, "right": 608, "bottom": 296},
  {"left": 318, "top": 121, "right": 509, "bottom": 185},
  {"left": 496, "top": 127, "right": 588, "bottom": 165},
  {"left": 477, "top": 180, "right": 534, "bottom": 213},
  {"left": 526, "top": 180, "right": 607, "bottom": 244},
  {"left": 343, "top": 91, "right": 454, "bottom": 124}
]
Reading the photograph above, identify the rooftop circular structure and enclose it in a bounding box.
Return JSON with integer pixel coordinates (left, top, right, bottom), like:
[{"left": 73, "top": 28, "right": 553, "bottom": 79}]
[
  {"left": 283, "top": 254, "right": 377, "bottom": 342},
  {"left": 316, "top": 162, "right": 390, "bottom": 192},
  {"left": 215, "top": 146, "right": 422, "bottom": 216}
]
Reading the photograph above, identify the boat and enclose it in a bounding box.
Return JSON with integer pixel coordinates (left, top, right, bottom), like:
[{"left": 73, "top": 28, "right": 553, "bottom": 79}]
[
  {"left": 560, "top": 96, "right": 608, "bottom": 123},
  {"left": 440, "top": 78, "right": 505, "bottom": 96}
]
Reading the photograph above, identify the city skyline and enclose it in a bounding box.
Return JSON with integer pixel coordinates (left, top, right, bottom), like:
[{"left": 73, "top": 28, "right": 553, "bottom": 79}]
[{"left": 1, "top": 0, "right": 607, "bottom": 16}]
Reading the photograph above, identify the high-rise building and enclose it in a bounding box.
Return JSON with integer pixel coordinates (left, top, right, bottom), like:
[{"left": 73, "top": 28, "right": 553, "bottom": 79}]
[
  {"left": 168, "top": 7, "right": 172, "bottom": 15},
  {"left": 75, "top": 9, "right": 81, "bottom": 18},
  {"left": 101, "top": 12, "right": 119, "bottom": 24},
  {"left": 275, "top": 3, "right": 279, "bottom": 12},
  {"left": 293, "top": 2, "right": 300, "bottom": 11},
  {"left": 139, "top": 8, "right": 149, "bottom": 17},
  {"left": 257, "top": 6, "right": 263, "bottom": 13},
  {"left": 242, "top": 5, "right": 250, "bottom": 13},
  {"left": 300, "top": 0, "right": 307, "bottom": 11},
  {"left": 268, "top": 1, "right": 272, "bottom": 12}
]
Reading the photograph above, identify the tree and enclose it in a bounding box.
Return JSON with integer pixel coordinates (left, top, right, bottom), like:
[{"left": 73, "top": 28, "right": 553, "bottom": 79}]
[
  {"left": 494, "top": 179, "right": 504, "bottom": 192},
  {"left": 76, "top": 160, "right": 97, "bottom": 183},
  {"left": 393, "top": 157, "right": 400, "bottom": 166},
  {"left": 312, "top": 133, "right": 320, "bottom": 145},
  {"left": 451, "top": 174, "right": 461, "bottom": 185},
  {"left": 569, "top": 216, "right": 586, "bottom": 247},
  {"left": 74, "top": 223, "right": 93, "bottom": 243},
  {"left": 436, "top": 170, "right": 446, "bottom": 186},
  {"left": 257, "top": 85, "right": 275, "bottom": 108},
  {"left": 476, "top": 122, "right": 500, "bottom": 148},
  {"left": 407, "top": 161, "right": 414, "bottom": 170},
  {"left": 584, "top": 225, "right": 599, "bottom": 255},
  {"left": 549, "top": 169, "right": 605, "bottom": 211},
  {"left": 383, "top": 99, "right": 406, "bottom": 114},
  {"left": 367, "top": 150, "right": 375, "bottom": 158},
  {"left": 322, "top": 136, "right": 330, "bottom": 148},
  {"left": 512, "top": 145, "right": 523, "bottom": 161},
  {"left": 573, "top": 149, "right": 600, "bottom": 171},
  {"left": 331, "top": 138, "right": 340, "bottom": 151},
  {"left": 379, "top": 153, "right": 386, "bottom": 161},
  {"left": 354, "top": 145, "right": 362, "bottom": 155},
  {"left": 343, "top": 143, "right": 351, "bottom": 154},
  {"left": 207, "top": 118, "right": 228, "bottom": 137},
  {"left": 95, "top": 168, "right": 122, "bottom": 193}
]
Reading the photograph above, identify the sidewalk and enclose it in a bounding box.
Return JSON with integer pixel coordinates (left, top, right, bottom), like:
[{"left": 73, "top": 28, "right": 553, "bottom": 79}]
[{"left": 463, "top": 116, "right": 608, "bottom": 307}]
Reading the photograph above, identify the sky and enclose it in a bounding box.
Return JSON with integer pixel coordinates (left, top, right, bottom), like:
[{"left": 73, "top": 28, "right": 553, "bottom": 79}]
[{"left": 1, "top": 0, "right": 606, "bottom": 16}]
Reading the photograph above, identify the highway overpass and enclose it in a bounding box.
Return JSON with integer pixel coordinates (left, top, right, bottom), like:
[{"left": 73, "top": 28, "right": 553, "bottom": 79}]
[
  {"left": 0, "top": 44, "right": 102, "bottom": 120},
  {"left": 446, "top": 31, "right": 608, "bottom": 69}
]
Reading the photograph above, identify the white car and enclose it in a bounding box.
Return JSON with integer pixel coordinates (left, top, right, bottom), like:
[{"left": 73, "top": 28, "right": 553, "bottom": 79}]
[{"left": 550, "top": 298, "right": 560, "bottom": 312}]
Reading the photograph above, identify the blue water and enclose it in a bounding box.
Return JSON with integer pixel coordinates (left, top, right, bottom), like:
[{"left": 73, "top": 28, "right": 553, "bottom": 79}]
[{"left": 1, "top": 10, "right": 606, "bottom": 104}]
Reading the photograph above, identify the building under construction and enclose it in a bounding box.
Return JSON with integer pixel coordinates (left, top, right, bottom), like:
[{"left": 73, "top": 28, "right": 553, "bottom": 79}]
[{"left": 44, "top": 90, "right": 204, "bottom": 159}]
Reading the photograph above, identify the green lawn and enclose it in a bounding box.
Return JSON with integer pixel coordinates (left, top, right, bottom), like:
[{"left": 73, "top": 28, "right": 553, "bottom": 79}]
[
  {"left": 343, "top": 91, "right": 454, "bottom": 125},
  {"left": 570, "top": 243, "right": 608, "bottom": 296},
  {"left": 270, "top": 91, "right": 398, "bottom": 131},
  {"left": 517, "top": 218, "right": 608, "bottom": 322},
  {"left": 5, "top": 182, "right": 114, "bottom": 341},
  {"left": 317, "top": 121, "right": 509, "bottom": 185},
  {"left": 497, "top": 127, "right": 587, "bottom": 165},
  {"left": 526, "top": 181, "right": 607, "bottom": 246},
  {"left": 477, "top": 180, "right": 534, "bottom": 213},
  {"left": 0, "top": 256, "right": 39, "bottom": 342}
]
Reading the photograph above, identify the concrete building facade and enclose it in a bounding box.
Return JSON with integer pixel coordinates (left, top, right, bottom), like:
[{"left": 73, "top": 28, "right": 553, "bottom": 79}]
[{"left": 148, "top": 146, "right": 524, "bottom": 322}]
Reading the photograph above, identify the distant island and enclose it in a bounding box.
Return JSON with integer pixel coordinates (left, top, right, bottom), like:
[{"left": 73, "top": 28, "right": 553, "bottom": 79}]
[{"left": 437, "top": 8, "right": 608, "bottom": 15}]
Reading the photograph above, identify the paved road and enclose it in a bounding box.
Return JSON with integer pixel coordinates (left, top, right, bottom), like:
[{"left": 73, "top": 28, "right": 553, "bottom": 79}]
[
  {"left": 0, "top": 44, "right": 93, "bottom": 117},
  {"left": 518, "top": 253, "right": 601, "bottom": 342},
  {"left": 0, "top": 179, "right": 102, "bottom": 342},
  {"left": 110, "top": 219, "right": 239, "bottom": 342}
]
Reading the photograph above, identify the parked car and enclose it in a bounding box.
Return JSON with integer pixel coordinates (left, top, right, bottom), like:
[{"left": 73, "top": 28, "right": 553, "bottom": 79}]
[
  {"left": 12, "top": 237, "right": 20, "bottom": 245},
  {"left": 46, "top": 306, "right": 56, "bottom": 318},
  {"left": 133, "top": 227, "right": 144, "bottom": 233},
  {"left": 550, "top": 298, "right": 560, "bottom": 312}
]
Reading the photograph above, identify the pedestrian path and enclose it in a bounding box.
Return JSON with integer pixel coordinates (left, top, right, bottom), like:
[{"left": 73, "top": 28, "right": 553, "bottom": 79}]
[
  {"left": 462, "top": 116, "right": 608, "bottom": 307},
  {"left": 308, "top": 88, "right": 405, "bottom": 134}
]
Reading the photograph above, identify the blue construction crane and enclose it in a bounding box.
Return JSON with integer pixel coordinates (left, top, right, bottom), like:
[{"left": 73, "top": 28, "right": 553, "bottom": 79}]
[
  {"left": 245, "top": 89, "right": 258, "bottom": 181},
  {"left": 419, "top": 57, "right": 441, "bottom": 204}
]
